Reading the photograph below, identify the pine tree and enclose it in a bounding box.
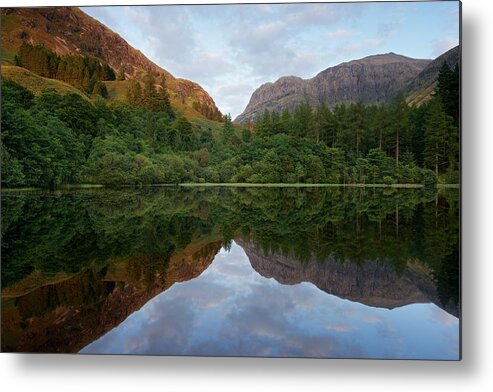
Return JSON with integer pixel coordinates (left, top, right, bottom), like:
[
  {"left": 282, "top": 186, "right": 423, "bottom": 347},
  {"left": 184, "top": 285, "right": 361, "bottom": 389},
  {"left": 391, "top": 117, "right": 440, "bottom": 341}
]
[
  {"left": 292, "top": 103, "right": 313, "bottom": 138},
  {"left": 373, "top": 103, "right": 391, "bottom": 152},
  {"left": 270, "top": 111, "right": 281, "bottom": 136},
  {"left": 334, "top": 103, "right": 352, "bottom": 153},
  {"left": 126, "top": 80, "right": 142, "bottom": 107},
  {"left": 142, "top": 73, "right": 159, "bottom": 111},
  {"left": 158, "top": 74, "right": 173, "bottom": 117},
  {"left": 222, "top": 113, "right": 235, "bottom": 143},
  {"left": 316, "top": 104, "right": 336, "bottom": 147},
  {"left": 255, "top": 110, "right": 272, "bottom": 137},
  {"left": 423, "top": 98, "right": 455, "bottom": 176},
  {"left": 436, "top": 62, "right": 460, "bottom": 126},
  {"left": 280, "top": 108, "right": 292, "bottom": 135},
  {"left": 347, "top": 102, "right": 366, "bottom": 157},
  {"left": 241, "top": 127, "right": 252, "bottom": 143},
  {"left": 389, "top": 94, "right": 410, "bottom": 165}
]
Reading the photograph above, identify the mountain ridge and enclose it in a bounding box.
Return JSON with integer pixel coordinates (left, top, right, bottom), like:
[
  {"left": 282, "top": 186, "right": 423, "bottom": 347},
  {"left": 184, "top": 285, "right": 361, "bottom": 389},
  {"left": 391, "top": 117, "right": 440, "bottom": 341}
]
[
  {"left": 235, "top": 49, "right": 459, "bottom": 124},
  {"left": 405, "top": 46, "right": 460, "bottom": 106},
  {"left": 1, "top": 7, "right": 223, "bottom": 121},
  {"left": 238, "top": 238, "right": 459, "bottom": 317}
]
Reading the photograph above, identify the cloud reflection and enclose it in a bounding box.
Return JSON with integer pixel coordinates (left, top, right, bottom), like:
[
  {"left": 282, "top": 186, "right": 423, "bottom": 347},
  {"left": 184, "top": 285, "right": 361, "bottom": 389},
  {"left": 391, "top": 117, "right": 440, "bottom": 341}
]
[{"left": 82, "top": 242, "right": 459, "bottom": 359}]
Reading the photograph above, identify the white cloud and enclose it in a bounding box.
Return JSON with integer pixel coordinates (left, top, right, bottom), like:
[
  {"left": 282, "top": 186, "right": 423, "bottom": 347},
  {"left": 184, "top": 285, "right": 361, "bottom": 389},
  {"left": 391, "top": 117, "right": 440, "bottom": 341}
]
[
  {"left": 326, "top": 29, "right": 357, "bottom": 39},
  {"left": 82, "top": 2, "right": 459, "bottom": 118},
  {"left": 336, "top": 38, "right": 386, "bottom": 57},
  {"left": 431, "top": 36, "right": 459, "bottom": 57},
  {"left": 284, "top": 3, "right": 343, "bottom": 27},
  {"left": 325, "top": 323, "right": 357, "bottom": 333},
  {"left": 166, "top": 52, "right": 236, "bottom": 81}
]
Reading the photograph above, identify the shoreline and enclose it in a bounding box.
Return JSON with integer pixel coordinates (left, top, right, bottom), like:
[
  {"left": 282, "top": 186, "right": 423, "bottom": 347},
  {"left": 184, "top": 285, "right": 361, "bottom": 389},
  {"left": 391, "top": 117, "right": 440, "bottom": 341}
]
[{"left": 1, "top": 183, "right": 460, "bottom": 192}]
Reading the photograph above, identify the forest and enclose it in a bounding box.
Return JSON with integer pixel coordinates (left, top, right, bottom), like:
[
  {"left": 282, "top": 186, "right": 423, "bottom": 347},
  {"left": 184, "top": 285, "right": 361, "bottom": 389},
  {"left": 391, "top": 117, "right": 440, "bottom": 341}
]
[
  {"left": 15, "top": 42, "right": 116, "bottom": 96},
  {"left": 1, "top": 187, "right": 459, "bottom": 310},
  {"left": 1, "top": 43, "right": 460, "bottom": 188}
]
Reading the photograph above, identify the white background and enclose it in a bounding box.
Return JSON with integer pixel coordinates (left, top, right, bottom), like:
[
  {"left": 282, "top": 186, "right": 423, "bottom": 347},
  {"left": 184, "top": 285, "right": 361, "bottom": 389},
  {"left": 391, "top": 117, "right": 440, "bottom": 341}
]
[{"left": 0, "top": 0, "right": 491, "bottom": 390}]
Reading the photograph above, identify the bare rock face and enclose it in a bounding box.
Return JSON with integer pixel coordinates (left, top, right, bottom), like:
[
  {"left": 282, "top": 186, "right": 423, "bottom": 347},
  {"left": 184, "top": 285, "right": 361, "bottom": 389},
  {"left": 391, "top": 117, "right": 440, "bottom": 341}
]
[
  {"left": 238, "top": 239, "right": 458, "bottom": 317},
  {"left": 235, "top": 53, "right": 431, "bottom": 124},
  {"left": 243, "top": 76, "right": 319, "bottom": 118},
  {"left": 1, "top": 7, "right": 222, "bottom": 119}
]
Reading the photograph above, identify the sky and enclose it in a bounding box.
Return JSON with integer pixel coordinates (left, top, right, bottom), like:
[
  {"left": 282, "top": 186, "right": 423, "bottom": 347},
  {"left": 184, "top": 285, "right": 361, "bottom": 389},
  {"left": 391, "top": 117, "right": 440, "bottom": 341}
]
[
  {"left": 81, "top": 242, "right": 459, "bottom": 359},
  {"left": 82, "top": 1, "right": 460, "bottom": 118}
]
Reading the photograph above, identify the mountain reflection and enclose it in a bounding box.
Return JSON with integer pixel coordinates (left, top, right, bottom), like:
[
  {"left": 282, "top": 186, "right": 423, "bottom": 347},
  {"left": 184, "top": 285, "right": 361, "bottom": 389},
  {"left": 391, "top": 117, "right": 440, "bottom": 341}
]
[
  {"left": 241, "top": 238, "right": 458, "bottom": 317},
  {"left": 1, "top": 187, "right": 459, "bottom": 356}
]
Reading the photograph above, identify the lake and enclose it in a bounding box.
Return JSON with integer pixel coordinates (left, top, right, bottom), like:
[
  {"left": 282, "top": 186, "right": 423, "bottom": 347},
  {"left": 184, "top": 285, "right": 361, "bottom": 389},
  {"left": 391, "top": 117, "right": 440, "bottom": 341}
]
[{"left": 1, "top": 186, "right": 460, "bottom": 359}]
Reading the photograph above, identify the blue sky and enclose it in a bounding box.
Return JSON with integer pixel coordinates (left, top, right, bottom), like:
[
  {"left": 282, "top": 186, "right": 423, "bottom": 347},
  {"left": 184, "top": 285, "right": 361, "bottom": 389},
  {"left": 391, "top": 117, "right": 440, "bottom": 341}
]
[
  {"left": 81, "top": 242, "right": 459, "bottom": 359},
  {"left": 82, "top": 1, "right": 460, "bottom": 118}
]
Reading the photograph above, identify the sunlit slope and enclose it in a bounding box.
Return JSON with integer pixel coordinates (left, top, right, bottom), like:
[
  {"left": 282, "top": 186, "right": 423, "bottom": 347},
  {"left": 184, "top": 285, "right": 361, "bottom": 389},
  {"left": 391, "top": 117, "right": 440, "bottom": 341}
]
[
  {"left": 1, "top": 65, "right": 89, "bottom": 99},
  {"left": 1, "top": 7, "right": 223, "bottom": 122}
]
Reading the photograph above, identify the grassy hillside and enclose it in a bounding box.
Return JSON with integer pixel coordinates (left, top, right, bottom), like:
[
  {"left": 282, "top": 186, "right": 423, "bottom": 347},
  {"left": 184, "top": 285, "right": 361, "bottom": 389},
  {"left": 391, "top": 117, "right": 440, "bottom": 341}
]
[
  {"left": 1, "top": 7, "right": 223, "bottom": 122},
  {"left": 403, "top": 46, "right": 459, "bottom": 107},
  {"left": 2, "top": 65, "right": 89, "bottom": 99},
  {"left": 406, "top": 82, "right": 436, "bottom": 107},
  {"left": 1, "top": 62, "right": 222, "bottom": 124},
  {"left": 1, "top": 49, "right": 17, "bottom": 65},
  {"left": 2, "top": 65, "right": 224, "bottom": 134},
  {"left": 102, "top": 79, "right": 223, "bottom": 132}
]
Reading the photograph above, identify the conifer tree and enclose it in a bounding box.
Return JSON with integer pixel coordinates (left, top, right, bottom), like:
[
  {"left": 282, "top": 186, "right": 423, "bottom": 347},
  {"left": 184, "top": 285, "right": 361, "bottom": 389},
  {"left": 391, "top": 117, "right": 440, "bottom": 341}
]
[
  {"left": 142, "top": 73, "right": 159, "bottom": 111},
  {"left": 270, "top": 110, "right": 281, "bottom": 136},
  {"left": 126, "top": 80, "right": 142, "bottom": 107},
  {"left": 158, "top": 74, "right": 173, "bottom": 117},
  {"left": 255, "top": 110, "right": 272, "bottom": 138},
  {"left": 280, "top": 108, "right": 292, "bottom": 135},
  {"left": 222, "top": 113, "right": 235, "bottom": 143},
  {"left": 389, "top": 94, "right": 410, "bottom": 165},
  {"left": 423, "top": 98, "right": 455, "bottom": 176},
  {"left": 436, "top": 62, "right": 460, "bottom": 126},
  {"left": 292, "top": 103, "right": 313, "bottom": 139},
  {"left": 316, "top": 104, "right": 336, "bottom": 147}
]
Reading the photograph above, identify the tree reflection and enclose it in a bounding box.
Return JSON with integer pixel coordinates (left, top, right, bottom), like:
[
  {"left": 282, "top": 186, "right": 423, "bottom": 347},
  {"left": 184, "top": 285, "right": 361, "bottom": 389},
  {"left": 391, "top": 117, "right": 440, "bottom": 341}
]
[{"left": 1, "top": 186, "right": 459, "bottom": 352}]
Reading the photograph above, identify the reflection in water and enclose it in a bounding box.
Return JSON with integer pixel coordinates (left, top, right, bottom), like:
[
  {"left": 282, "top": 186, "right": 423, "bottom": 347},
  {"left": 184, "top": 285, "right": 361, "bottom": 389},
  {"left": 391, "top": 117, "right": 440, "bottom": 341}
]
[
  {"left": 1, "top": 187, "right": 460, "bottom": 359},
  {"left": 82, "top": 242, "right": 458, "bottom": 359}
]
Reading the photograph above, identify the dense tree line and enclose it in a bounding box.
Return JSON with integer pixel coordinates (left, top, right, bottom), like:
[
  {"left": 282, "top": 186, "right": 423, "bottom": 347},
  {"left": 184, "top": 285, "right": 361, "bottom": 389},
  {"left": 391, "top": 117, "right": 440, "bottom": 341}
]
[
  {"left": 192, "top": 100, "right": 224, "bottom": 122},
  {"left": 2, "top": 187, "right": 459, "bottom": 312},
  {"left": 15, "top": 42, "right": 115, "bottom": 96},
  {"left": 1, "top": 78, "right": 200, "bottom": 187},
  {"left": 126, "top": 73, "right": 174, "bottom": 116},
  {"left": 2, "top": 58, "right": 459, "bottom": 188},
  {"left": 246, "top": 63, "right": 459, "bottom": 184}
]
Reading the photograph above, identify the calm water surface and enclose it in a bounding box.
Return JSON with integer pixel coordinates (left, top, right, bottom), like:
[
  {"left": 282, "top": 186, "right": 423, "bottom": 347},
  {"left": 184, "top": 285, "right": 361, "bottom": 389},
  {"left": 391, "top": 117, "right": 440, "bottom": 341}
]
[{"left": 1, "top": 187, "right": 460, "bottom": 359}]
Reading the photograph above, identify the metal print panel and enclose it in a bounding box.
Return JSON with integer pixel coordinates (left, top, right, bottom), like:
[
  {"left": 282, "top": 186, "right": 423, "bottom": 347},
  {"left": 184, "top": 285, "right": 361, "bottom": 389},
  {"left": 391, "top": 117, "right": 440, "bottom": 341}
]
[{"left": 0, "top": 1, "right": 461, "bottom": 359}]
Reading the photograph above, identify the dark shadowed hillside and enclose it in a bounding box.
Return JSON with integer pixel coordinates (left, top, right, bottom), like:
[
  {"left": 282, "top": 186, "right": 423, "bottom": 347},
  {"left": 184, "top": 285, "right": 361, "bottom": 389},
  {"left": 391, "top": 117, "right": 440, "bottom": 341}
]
[{"left": 404, "top": 46, "right": 460, "bottom": 106}]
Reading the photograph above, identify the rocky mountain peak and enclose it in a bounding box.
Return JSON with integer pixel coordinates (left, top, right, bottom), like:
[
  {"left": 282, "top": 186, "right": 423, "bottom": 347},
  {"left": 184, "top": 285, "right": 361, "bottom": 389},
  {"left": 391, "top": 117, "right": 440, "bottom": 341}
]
[{"left": 235, "top": 51, "right": 432, "bottom": 124}]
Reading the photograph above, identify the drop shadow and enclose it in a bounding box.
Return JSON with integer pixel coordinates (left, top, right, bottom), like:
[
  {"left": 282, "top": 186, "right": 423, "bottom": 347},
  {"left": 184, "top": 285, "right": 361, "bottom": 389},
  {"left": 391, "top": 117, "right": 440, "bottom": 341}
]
[{"left": 3, "top": 2, "right": 479, "bottom": 381}]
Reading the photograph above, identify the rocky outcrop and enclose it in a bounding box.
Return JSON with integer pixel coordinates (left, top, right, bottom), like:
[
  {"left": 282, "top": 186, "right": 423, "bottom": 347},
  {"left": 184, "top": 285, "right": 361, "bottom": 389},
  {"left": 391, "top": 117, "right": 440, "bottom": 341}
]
[
  {"left": 235, "top": 53, "right": 431, "bottom": 124},
  {"left": 1, "top": 7, "right": 222, "bottom": 119},
  {"left": 238, "top": 239, "right": 458, "bottom": 317}
]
